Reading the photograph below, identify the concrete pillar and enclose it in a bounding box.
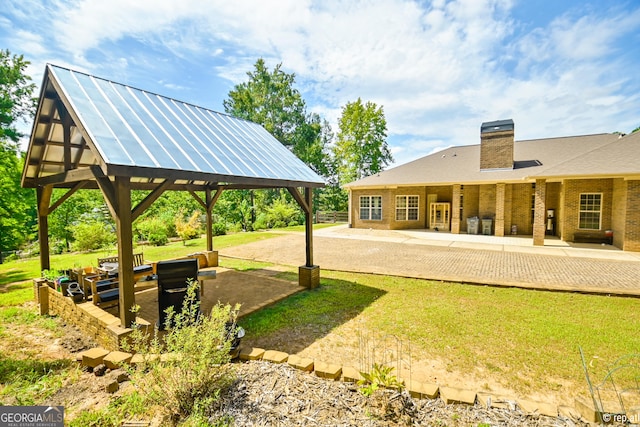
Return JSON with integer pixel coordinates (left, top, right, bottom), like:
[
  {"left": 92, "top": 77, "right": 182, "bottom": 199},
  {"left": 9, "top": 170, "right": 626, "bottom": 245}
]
[{"left": 533, "top": 179, "right": 547, "bottom": 246}]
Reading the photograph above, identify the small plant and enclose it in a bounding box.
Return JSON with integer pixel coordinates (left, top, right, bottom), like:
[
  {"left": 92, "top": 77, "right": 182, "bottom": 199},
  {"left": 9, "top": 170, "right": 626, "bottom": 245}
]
[
  {"left": 358, "top": 363, "right": 404, "bottom": 397},
  {"left": 41, "top": 269, "right": 63, "bottom": 282},
  {"left": 124, "top": 280, "right": 240, "bottom": 423}
]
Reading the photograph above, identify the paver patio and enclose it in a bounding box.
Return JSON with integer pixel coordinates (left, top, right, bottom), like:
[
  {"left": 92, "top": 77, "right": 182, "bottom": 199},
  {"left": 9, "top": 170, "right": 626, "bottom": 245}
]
[{"left": 220, "top": 225, "right": 640, "bottom": 296}]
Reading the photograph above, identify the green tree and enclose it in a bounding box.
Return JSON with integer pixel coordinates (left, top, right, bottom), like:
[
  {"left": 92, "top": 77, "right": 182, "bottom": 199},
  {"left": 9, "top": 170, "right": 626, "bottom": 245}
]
[
  {"left": 223, "top": 58, "right": 329, "bottom": 175},
  {"left": 0, "top": 50, "right": 36, "bottom": 254},
  {"left": 334, "top": 98, "right": 393, "bottom": 184},
  {"left": 48, "top": 189, "right": 106, "bottom": 252}
]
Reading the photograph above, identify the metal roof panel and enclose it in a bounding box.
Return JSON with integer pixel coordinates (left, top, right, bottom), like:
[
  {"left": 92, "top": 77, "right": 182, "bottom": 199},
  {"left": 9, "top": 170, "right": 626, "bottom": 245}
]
[{"left": 34, "top": 64, "right": 324, "bottom": 186}]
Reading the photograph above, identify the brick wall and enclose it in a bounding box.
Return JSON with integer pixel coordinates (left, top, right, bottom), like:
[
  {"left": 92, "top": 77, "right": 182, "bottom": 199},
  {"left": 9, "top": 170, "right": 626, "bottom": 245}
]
[
  {"left": 478, "top": 185, "right": 496, "bottom": 219},
  {"left": 510, "top": 183, "right": 534, "bottom": 235},
  {"left": 461, "top": 185, "right": 479, "bottom": 232},
  {"left": 350, "top": 187, "right": 429, "bottom": 230},
  {"left": 624, "top": 180, "right": 640, "bottom": 251},
  {"left": 561, "top": 179, "right": 613, "bottom": 241},
  {"left": 36, "top": 284, "right": 145, "bottom": 351},
  {"left": 612, "top": 179, "right": 627, "bottom": 248},
  {"left": 451, "top": 185, "right": 461, "bottom": 234},
  {"left": 480, "top": 130, "right": 514, "bottom": 170}
]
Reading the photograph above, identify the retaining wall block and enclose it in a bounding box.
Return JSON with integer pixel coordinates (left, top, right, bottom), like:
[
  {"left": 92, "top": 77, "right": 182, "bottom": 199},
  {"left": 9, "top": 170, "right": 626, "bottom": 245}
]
[
  {"left": 239, "top": 347, "right": 265, "bottom": 361},
  {"left": 314, "top": 361, "right": 342, "bottom": 381},
  {"left": 81, "top": 348, "right": 110, "bottom": 368},
  {"left": 406, "top": 380, "right": 439, "bottom": 400},
  {"left": 439, "top": 386, "right": 476, "bottom": 405},
  {"left": 262, "top": 350, "right": 289, "bottom": 364},
  {"left": 103, "top": 351, "right": 133, "bottom": 369},
  {"left": 288, "top": 355, "right": 314, "bottom": 372},
  {"left": 518, "top": 398, "right": 558, "bottom": 417},
  {"left": 341, "top": 366, "right": 363, "bottom": 383},
  {"left": 476, "top": 392, "right": 517, "bottom": 410}
]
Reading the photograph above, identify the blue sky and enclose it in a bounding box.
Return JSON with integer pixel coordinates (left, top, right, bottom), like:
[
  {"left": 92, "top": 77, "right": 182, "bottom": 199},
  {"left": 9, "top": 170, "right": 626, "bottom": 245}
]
[{"left": 2, "top": 0, "right": 640, "bottom": 167}]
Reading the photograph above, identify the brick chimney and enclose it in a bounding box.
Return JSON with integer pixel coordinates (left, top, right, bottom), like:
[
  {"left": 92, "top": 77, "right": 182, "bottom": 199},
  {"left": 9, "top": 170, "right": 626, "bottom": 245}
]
[{"left": 480, "top": 119, "right": 514, "bottom": 170}]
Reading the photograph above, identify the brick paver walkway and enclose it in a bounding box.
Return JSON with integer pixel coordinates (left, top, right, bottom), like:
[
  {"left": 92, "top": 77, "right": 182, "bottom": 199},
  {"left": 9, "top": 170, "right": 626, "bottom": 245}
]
[{"left": 220, "top": 227, "right": 640, "bottom": 296}]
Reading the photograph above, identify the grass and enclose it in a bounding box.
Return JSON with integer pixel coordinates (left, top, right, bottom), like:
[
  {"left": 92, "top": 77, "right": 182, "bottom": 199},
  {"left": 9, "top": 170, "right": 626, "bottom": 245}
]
[
  {"left": 0, "top": 230, "right": 284, "bottom": 286},
  {"left": 240, "top": 268, "right": 640, "bottom": 398},
  {"left": 1, "top": 223, "right": 638, "bottom": 410}
]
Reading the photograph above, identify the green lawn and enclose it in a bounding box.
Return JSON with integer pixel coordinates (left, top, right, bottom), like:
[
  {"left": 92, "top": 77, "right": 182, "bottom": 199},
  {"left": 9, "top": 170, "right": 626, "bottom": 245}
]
[
  {"left": 0, "top": 231, "right": 283, "bottom": 287},
  {"left": 238, "top": 268, "right": 640, "bottom": 400},
  {"left": 2, "top": 226, "right": 638, "bottom": 406}
]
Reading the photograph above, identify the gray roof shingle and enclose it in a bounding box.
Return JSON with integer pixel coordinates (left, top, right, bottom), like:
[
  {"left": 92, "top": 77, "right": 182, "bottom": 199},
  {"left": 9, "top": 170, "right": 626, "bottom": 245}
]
[{"left": 344, "top": 132, "right": 634, "bottom": 188}]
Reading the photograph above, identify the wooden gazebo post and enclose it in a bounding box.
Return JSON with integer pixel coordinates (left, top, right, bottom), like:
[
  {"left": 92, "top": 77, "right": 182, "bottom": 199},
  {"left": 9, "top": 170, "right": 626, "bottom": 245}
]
[
  {"left": 289, "top": 186, "right": 319, "bottom": 289},
  {"left": 113, "top": 177, "right": 136, "bottom": 327},
  {"left": 36, "top": 186, "right": 52, "bottom": 272}
]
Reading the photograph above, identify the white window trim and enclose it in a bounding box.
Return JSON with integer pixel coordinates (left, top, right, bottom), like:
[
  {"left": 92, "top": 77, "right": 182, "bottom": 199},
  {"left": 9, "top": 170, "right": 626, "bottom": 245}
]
[
  {"left": 395, "top": 195, "right": 420, "bottom": 221},
  {"left": 359, "top": 195, "right": 383, "bottom": 221},
  {"left": 578, "top": 192, "right": 603, "bottom": 230}
]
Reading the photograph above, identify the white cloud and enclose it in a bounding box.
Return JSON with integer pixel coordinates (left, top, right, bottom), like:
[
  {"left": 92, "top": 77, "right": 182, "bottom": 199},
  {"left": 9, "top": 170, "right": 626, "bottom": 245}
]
[{"left": 7, "top": 0, "right": 640, "bottom": 159}]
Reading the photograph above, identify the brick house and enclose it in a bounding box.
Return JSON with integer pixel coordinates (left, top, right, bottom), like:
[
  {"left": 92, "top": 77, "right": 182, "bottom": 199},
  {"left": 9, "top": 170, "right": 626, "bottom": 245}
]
[{"left": 343, "top": 119, "right": 640, "bottom": 251}]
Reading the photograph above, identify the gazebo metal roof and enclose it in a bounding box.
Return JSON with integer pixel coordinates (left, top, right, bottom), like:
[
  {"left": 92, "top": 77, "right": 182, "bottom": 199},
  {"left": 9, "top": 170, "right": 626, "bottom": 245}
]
[{"left": 22, "top": 64, "right": 324, "bottom": 190}]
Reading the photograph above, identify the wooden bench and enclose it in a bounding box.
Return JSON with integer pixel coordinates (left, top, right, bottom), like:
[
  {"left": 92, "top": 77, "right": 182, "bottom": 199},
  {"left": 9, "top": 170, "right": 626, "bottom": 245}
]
[
  {"left": 86, "top": 277, "right": 120, "bottom": 307},
  {"left": 97, "top": 253, "right": 154, "bottom": 283},
  {"left": 573, "top": 230, "right": 612, "bottom": 244}
]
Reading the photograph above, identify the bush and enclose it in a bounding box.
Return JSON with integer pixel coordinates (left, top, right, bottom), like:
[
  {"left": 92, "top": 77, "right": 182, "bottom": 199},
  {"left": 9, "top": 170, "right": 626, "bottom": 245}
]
[
  {"left": 212, "top": 222, "right": 227, "bottom": 236},
  {"left": 124, "top": 282, "right": 239, "bottom": 422},
  {"left": 71, "top": 221, "right": 116, "bottom": 251},
  {"left": 135, "top": 217, "right": 169, "bottom": 246},
  {"left": 261, "top": 197, "right": 301, "bottom": 229},
  {"left": 176, "top": 211, "right": 203, "bottom": 243},
  {"left": 147, "top": 233, "right": 168, "bottom": 246}
]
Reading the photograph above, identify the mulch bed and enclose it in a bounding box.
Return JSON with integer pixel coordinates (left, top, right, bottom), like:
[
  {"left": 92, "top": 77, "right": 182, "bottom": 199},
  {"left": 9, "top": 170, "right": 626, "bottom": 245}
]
[{"left": 210, "top": 361, "right": 589, "bottom": 426}]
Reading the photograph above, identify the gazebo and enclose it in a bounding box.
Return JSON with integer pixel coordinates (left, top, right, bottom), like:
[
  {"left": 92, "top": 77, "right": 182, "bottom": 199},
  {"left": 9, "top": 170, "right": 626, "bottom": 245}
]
[{"left": 21, "top": 64, "right": 325, "bottom": 327}]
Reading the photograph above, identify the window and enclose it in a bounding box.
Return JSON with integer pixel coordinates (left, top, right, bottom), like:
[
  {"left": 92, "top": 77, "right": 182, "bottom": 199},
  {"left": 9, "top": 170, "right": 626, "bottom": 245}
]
[
  {"left": 396, "top": 195, "right": 419, "bottom": 221},
  {"left": 360, "top": 196, "right": 382, "bottom": 220},
  {"left": 579, "top": 193, "right": 602, "bottom": 229}
]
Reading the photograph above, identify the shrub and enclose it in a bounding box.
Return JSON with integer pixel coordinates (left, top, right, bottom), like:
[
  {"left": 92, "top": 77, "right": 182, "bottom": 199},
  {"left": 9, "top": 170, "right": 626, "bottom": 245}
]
[
  {"left": 263, "top": 197, "right": 300, "bottom": 229},
  {"left": 212, "top": 222, "right": 227, "bottom": 236},
  {"left": 71, "top": 221, "right": 115, "bottom": 251},
  {"left": 135, "top": 217, "right": 169, "bottom": 246},
  {"left": 147, "top": 233, "right": 168, "bottom": 246},
  {"left": 124, "top": 281, "right": 240, "bottom": 423},
  {"left": 176, "top": 210, "right": 203, "bottom": 243}
]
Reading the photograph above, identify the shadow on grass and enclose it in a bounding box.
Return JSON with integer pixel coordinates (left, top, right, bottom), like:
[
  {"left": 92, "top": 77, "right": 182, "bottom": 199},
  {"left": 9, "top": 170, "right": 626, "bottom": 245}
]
[
  {"left": 0, "top": 269, "right": 34, "bottom": 287},
  {"left": 239, "top": 275, "right": 387, "bottom": 355}
]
